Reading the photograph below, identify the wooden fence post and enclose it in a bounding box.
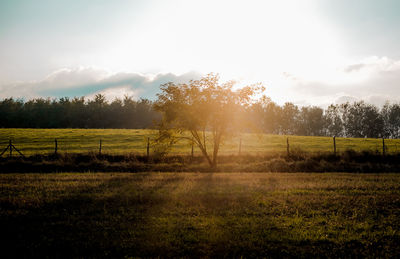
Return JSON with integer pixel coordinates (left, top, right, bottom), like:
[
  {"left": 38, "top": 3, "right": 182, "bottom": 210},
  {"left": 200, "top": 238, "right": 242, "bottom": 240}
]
[
  {"left": 9, "top": 139, "right": 12, "bottom": 158},
  {"left": 99, "top": 139, "right": 102, "bottom": 155},
  {"left": 4, "top": 140, "right": 25, "bottom": 158},
  {"left": 382, "top": 138, "right": 385, "bottom": 156},
  {"left": 191, "top": 138, "right": 194, "bottom": 158},
  {"left": 239, "top": 138, "right": 242, "bottom": 156},
  {"left": 333, "top": 136, "right": 336, "bottom": 156},
  {"left": 147, "top": 137, "right": 150, "bottom": 159},
  {"left": 54, "top": 139, "right": 58, "bottom": 154},
  {"left": 286, "top": 137, "right": 289, "bottom": 156}
]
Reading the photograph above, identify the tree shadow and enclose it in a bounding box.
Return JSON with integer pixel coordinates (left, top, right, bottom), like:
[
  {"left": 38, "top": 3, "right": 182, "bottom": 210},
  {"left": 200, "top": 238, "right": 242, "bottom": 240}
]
[
  {"left": 1, "top": 173, "right": 399, "bottom": 258},
  {"left": 0, "top": 173, "right": 184, "bottom": 258}
]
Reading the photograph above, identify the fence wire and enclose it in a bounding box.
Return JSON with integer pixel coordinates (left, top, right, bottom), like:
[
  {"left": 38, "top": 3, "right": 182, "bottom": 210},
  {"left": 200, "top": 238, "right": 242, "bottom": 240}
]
[{"left": 1, "top": 135, "right": 400, "bottom": 157}]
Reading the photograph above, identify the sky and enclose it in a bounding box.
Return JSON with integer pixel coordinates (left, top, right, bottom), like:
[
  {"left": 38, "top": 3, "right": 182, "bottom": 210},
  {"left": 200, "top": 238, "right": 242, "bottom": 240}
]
[{"left": 1, "top": 0, "right": 400, "bottom": 107}]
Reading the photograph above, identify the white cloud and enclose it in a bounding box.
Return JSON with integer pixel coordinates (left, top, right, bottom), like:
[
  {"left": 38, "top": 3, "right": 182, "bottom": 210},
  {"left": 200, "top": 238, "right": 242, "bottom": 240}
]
[
  {"left": 343, "top": 56, "right": 400, "bottom": 73},
  {"left": 335, "top": 96, "right": 359, "bottom": 104},
  {"left": 43, "top": 67, "right": 110, "bottom": 88},
  {"left": 85, "top": 86, "right": 141, "bottom": 102},
  {"left": 1, "top": 56, "right": 400, "bottom": 109},
  {"left": 0, "top": 68, "right": 201, "bottom": 100},
  {"left": 281, "top": 56, "right": 400, "bottom": 107}
]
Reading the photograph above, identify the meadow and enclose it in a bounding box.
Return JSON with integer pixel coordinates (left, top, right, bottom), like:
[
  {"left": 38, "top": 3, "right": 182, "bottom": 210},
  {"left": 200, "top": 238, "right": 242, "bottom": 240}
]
[
  {"left": 1, "top": 172, "right": 400, "bottom": 257},
  {"left": 1, "top": 128, "right": 399, "bottom": 156}
]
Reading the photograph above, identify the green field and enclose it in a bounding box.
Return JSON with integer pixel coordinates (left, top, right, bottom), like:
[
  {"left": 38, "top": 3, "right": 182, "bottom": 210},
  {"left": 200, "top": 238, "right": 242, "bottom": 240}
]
[
  {"left": 1, "top": 128, "right": 399, "bottom": 156},
  {"left": 1, "top": 172, "right": 399, "bottom": 257}
]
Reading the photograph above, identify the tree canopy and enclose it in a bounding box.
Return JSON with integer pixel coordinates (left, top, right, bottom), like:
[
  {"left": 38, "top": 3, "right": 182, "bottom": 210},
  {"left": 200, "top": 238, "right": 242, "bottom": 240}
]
[
  {"left": 0, "top": 95, "right": 159, "bottom": 129},
  {"left": 154, "top": 73, "right": 265, "bottom": 167}
]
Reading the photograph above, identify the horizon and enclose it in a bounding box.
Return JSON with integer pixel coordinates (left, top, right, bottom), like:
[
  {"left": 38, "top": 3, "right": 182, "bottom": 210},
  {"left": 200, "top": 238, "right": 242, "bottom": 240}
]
[{"left": 1, "top": 0, "right": 400, "bottom": 108}]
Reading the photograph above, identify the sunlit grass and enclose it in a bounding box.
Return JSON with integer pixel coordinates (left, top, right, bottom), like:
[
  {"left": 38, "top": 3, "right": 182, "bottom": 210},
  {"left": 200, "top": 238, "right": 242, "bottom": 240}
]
[
  {"left": 1, "top": 128, "right": 399, "bottom": 156},
  {"left": 1, "top": 172, "right": 400, "bottom": 257}
]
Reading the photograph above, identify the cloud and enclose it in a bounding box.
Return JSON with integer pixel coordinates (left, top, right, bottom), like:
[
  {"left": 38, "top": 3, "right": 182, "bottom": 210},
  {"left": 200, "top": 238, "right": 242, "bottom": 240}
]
[
  {"left": 335, "top": 96, "right": 359, "bottom": 104},
  {"left": 85, "top": 86, "right": 141, "bottom": 102},
  {"left": 2, "top": 56, "right": 400, "bottom": 108},
  {"left": 283, "top": 56, "right": 400, "bottom": 107},
  {"left": 0, "top": 68, "right": 202, "bottom": 100},
  {"left": 343, "top": 64, "right": 366, "bottom": 73},
  {"left": 44, "top": 67, "right": 110, "bottom": 87}
]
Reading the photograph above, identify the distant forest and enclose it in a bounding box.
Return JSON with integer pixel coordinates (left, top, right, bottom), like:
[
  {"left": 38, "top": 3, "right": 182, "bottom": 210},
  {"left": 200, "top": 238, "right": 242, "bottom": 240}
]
[
  {"left": 1, "top": 94, "right": 400, "bottom": 138},
  {"left": 0, "top": 95, "right": 160, "bottom": 129}
]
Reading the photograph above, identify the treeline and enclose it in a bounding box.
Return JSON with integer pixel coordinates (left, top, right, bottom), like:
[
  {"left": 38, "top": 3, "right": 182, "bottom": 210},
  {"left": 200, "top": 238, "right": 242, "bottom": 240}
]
[
  {"left": 0, "top": 95, "right": 160, "bottom": 129},
  {"left": 250, "top": 98, "right": 400, "bottom": 138},
  {"left": 1, "top": 95, "right": 400, "bottom": 138}
]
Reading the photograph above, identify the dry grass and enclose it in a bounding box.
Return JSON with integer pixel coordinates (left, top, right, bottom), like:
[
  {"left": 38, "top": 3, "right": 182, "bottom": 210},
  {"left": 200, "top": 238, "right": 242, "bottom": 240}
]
[{"left": 1, "top": 172, "right": 400, "bottom": 257}]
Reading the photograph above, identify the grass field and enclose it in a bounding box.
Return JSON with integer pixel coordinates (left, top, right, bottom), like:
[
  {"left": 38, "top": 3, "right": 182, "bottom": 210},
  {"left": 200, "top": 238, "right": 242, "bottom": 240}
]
[
  {"left": 1, "top": 128, "right": 400, "bottom": 156},
  {"left": 1, "top": 172, "right": 400, "bottom": 257}
]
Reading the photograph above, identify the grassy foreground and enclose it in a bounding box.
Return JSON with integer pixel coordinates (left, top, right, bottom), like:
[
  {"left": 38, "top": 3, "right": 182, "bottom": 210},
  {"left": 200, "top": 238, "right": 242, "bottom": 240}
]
[
  {"left": 1, "top": 128, "right": 400, "bottom": 156},
  {"left": 1, "top": 172, "right": 400, "bottom": 257}
]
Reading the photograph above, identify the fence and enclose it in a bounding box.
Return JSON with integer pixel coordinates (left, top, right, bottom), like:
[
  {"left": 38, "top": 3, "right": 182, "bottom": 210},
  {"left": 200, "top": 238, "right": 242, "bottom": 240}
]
[{"left": 1, "top": 134, "right": 400, "bottom": 158}]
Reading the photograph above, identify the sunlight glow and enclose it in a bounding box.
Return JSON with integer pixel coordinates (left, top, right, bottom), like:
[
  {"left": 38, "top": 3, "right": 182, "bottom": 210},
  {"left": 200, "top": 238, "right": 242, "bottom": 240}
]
[
  {"left": 2, "top": 0, "right": 400, "bottom": 107},
  {"left": 83, "top": 0, "right": 346, "bottom": 104}
]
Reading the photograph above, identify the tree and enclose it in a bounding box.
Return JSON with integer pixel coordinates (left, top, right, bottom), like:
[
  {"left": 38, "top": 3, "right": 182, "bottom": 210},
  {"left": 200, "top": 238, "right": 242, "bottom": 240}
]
[
  {"left": 341, "top": 101, "right": 383, "bottom": 138},
  {"left": 251, "top": 97, "right": 281, "bottom": 134},
  {"left": 324, "top": 104, "right": 344, "bottom": 137},
  {"left": 279, "top": 102, "right": 299, "bottom": 135},
  {"left": 382, "top": 102, "right": 400, "bottom": 138},
  {"left": 154, "top": 73, "right": 264, "bottom": 168},
  {"left": 362, "top": 103, "right": 384, "bottom": 138},
  {"left": 297, "top": 106, "right": 325, "bottom": 136}
]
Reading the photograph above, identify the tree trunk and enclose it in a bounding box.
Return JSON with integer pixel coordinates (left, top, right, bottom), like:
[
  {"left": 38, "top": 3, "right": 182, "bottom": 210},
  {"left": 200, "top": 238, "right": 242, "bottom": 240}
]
[
  {"left": 211, "top": 129, "right": 222, "bottom": 168},
  {"left": 191, "top": 130, "right": 213, "bottom": 167}
]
